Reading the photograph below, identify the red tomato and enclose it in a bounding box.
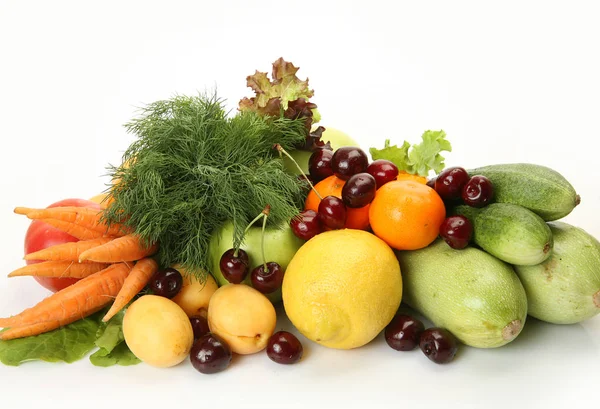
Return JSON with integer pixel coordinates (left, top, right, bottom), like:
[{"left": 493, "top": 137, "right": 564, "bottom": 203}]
[{"left": 24, "top": 198, "right": 102, "bottom": 292}]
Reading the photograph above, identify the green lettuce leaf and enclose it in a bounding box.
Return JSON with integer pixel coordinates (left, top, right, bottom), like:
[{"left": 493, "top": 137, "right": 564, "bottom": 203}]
[
  {"left": 89, "top": 342, "right": 140, "bottom": 367},
  {"left": 89, "top": 309, "right": 140, "bottom": 367},
  {"left": 0, "top": 311, "right": 104, "bottom": 366},
  {"left": 369, "top": 130, "right": 452, "bottom": 176}
]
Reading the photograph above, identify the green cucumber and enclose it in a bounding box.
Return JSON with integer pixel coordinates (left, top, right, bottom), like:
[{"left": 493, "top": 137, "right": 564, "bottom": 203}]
[
  {"left": 396, "top": 239, "right": 528, "bottom": 348},
  {"left": 467, "top": 163, "right": 579, "bottom": 221},
  {"left": 454, "top": 203, "right": 553, "bottom": 266},
  {"left": 513, "top": 221, "right": 600, "bottom": 324}
]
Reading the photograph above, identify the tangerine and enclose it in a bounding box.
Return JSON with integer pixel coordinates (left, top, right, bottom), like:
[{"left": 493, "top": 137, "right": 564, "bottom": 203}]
[
  {"left": 368, "top": 180, "right": 446, "bottom": 250},
  {"left": 396, "top": 172, "right": 427, "bottom": 184},
  {"left": 304, "top": 175, "right": 370, "bottom": 230}
]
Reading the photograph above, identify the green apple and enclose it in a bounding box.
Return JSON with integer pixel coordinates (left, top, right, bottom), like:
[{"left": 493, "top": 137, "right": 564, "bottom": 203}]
[
  {"left": 208, "top": 220, "right": 305, "bottom": 304},
  {"left": 283, "top": 126, "right": 359, "bottom": 175}
]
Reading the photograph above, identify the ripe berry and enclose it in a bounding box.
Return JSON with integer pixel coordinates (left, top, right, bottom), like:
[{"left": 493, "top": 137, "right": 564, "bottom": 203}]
[
  {"left": 439, "top": 216, "right": 473, "bottom": 249},
  {"left": 434, "top": 167, "right": 469, "bottom": 202},
  {"left": 462, "top": 175, "right": 494, "bottom": 207}
]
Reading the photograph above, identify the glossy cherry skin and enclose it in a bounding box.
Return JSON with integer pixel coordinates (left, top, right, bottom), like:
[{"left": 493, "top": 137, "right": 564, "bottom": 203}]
[
  {"left": 419, "top": 328, "right": 458, "bottom": 364},
  {"left": 190, "top": 315, "right": 210, "bottom": 339},
  {"left": 462, "top": 175, "right": 494, "bottom": 208},
  {"left": 434, "top": 167, "right": 470, "bottom": 202},
  {"left": 439, "top": 216, "right": 473, "bottom": 249},
  {"left": 341, "top": 173, "right": 377, "bottom": 208},
  {"left": 250, "top": 262, "right": 284, "bottom": 294},
  {"left": 309, "top": 149, "right": 334, "bottom": 182},
  {"left": 367, "top": 159, "right": 399, "bottom": 189},
  {"left": 331, "top": 147, "right": 369, "bottom": 180},
  {"left": 150, "top": 267, "right": 183, "bottom": 299},
  {"left": 190, "top": 333, "right": 232, "bottom": 374},
  {"left": 219, "top": 248, "right": 250, "bottom": 284},
  {"left": 290, "top": 210, "right": 322, "bottom": 241},
  {"left": 266, "top": 331, "right": 304, "bottom": 364},
  {"left": 384, "top": 314, "right": 425, "bottom": 351},
  {"left": 318, "top": 196, "right": 347, "bottom": 229}
]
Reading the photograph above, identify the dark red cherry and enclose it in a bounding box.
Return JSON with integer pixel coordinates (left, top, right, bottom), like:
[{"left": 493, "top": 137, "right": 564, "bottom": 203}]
[
  {"left": 434, "top": 167, "right": 470, "bottom": 202},
  {"left": 309, "top": 149, "right": 334, "bottom": 182},
  {"left": 219, "top": 248, "right": 250, "bottom": 284},
  {"left": 190, "top": 333, "right": 232, "bottom": 374},
  {"left": 266, "top": 331, "right": 303, "bottom": 364},
  {"left": 290, "top": 210, "right": 322, "bottom": 240},
  {"left": 341, "top": 173, "right": 377, "bottom": 208},
  {"left": 331, "top": 147, "right": 369, "bottom": 180},
  {"left": 250, "top": 262, "right": 284, "bottom": 294},
  {"left": 189, "top": 315, "right": 210, "bottom": 340},
  {"left": 150, "top": 268, "right": 183, "bottom": 299},
  {"left": 419, "top": 328, "right": 458, "bottom": 364},
  {"left": 462, "top": 175, "right": 494, "bottom": 208},
  {"left": 439, "top": 216, "right": 473, "bottom": 249},
  {"left": 366, "top": 159, "right": 399, "bottom": 189},
  {"left": 384, "top": 314, "right": 425, "bottom": 351},
  {"left": 318, "top": 196, "right": 347, "bottom": 229}
]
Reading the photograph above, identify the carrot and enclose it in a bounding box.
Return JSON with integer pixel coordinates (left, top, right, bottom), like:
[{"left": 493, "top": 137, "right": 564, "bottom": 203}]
[
  {"left": 0, "top": 262, "right": 130, "bottom": 330},
  {"left": 8, "top": 260, "right": 109, "bottom": 278},
  {"left": 14, "top": 206, "right": 131, "bottom": 237},
  {"left": 78, "top": 234, "right": 158, "bottom": 263},
  {"left": 24, "top": 218, "right": 106, "bottom": 241},
  {"left": 102, "top": 258, "right": 158, "bottom": 322},
  {"left": 24, "top": 237, "right": 113, "bottom": 262},
  {"left": 0, "top": 306, "right": 105, "bottom": 341}
]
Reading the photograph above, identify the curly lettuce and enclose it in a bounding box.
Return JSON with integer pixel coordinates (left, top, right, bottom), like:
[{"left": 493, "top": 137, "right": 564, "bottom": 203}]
[{"left": 370, "top": 130, "right": 452, "bottom": 177}]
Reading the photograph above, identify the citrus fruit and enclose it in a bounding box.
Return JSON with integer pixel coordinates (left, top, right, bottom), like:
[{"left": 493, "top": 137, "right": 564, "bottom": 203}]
[
  {"left": 369, "top": 180, "right": 446, "bottom": 250},
  {"left": 396, "top": 172, "right": 427, "bottom": 184},
  {"left": 282, "top": 229, "right": 402, "bottom": 349},
  {"left": 304, "top": 175, "right": 370, "bottom": 230}
]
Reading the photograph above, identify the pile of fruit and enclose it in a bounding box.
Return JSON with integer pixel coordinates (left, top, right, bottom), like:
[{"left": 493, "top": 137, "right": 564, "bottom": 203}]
[{"left": 0, "top": 58, "right": 598, "bottom": 371}]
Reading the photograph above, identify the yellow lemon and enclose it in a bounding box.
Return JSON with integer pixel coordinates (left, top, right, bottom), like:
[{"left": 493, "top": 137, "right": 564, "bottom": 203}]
[{"left": 282, "top": 229, "right": 402, "bottom": 349}]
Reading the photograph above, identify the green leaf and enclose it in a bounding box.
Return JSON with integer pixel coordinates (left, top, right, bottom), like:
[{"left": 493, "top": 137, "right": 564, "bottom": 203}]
[
  {"left": 89, "top": 309, "right": 140, "bottom": 367},
  {"left": 370, "top": 140, "right": 411, "bottom": 171},
  {"left": 89, "top": 342, "right": 140, "bottom": 367},
  {"left": 369, "top": 130, "right": 452, "bottom": 177},
  {"left": 0, "top": 311, "right": 104, "bottom": 366}
]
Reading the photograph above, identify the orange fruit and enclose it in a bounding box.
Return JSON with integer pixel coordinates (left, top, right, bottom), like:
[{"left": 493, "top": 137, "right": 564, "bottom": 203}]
[
  {"left": 368, "top": 180, "right": 446, "bottom": 250},
  {"left": 396, "top": 172, "right": 427, "bottom": 184},
  {"left": 304, "top": 175, "right": 370, "bottom": 230}
]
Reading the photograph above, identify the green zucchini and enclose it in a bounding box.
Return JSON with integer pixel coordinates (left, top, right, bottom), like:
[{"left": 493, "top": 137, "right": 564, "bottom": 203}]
[
  {"left": 513, "top": 221, "right": 600, "bottom": 324},
  {"left": 467, "top": 163, "right": 579, "bottom": 221},
  {"left": 396, "top": 239, "right": 528, "bottom": 348},
  {"left": 454, "top": 203, "right": 553, "bottom": 266}
]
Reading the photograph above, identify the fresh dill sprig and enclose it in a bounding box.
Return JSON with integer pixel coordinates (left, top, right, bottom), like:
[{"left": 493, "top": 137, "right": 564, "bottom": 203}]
[{"left": 102, "top": 94, "right": 307, "bottom": 280}]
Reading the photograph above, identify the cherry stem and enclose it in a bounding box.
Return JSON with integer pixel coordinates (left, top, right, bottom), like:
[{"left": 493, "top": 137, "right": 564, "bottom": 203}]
[
  {"left": 273, "top": 143, "right": 323, "bottom": 200},
  {"left": 260, "top": 205, "right": 269, "bottom": 272},
  {"left": 234, "top": 205, "right": 271, "bottom": 257}
]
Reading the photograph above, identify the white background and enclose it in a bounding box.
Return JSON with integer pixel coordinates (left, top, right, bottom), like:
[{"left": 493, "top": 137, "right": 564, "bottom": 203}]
[{"left": 1, "top": 1, "right": 599, "bottom": 408}]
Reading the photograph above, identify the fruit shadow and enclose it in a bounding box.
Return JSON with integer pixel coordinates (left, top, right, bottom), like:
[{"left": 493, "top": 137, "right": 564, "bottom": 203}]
[{"left": 395, "top": 304, "right": 598, "bottom": 370}]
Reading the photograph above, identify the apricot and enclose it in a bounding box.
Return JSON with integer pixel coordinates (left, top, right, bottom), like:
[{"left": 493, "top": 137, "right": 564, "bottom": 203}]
[
  {"left": 171, "top": 267, "right": 218, "bottom": 318},
  {"left": 207, "top": 284, "right": 276, "bottom": 355}
]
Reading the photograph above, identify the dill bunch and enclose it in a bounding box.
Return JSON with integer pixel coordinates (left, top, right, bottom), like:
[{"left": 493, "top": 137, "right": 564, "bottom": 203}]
[{"left": 102, "top": 94, "right": 307, "bottom": 280}]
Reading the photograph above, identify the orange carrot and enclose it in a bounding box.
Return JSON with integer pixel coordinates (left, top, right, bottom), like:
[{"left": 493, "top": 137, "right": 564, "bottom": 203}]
[
  {"left": 26, "top": 218, "right": 106, "bottom": 240},
  {"left": 0, "top": 306, "right": 105, "bottom": 341},
  {"left": 24, "top": 237, "right": 113, "bottom": 262},
  {"left": 0, "top": 263, "right": 130, "bottom": 330},
  {"left": 8, "top": 261, "right": 109, "bottom": 278},
  {"left": 102, "top": 258, "right": 158, "bottom": 322},
  {"left": 78, "top": 234, "right": 158, "bottom": 263},
  {"left": 14, "top": 206, "right": 131, "bottom": 237}
]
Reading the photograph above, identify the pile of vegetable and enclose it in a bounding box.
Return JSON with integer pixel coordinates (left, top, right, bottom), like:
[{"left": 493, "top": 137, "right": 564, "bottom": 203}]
[{"left": 1, "top": 58, "right": 598, "bottom": 370}]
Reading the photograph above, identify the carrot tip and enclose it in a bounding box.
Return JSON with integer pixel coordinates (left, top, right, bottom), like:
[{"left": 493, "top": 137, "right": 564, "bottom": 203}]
[{"left": 14, "top": 207, "right": 34, "bottom": 215}]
